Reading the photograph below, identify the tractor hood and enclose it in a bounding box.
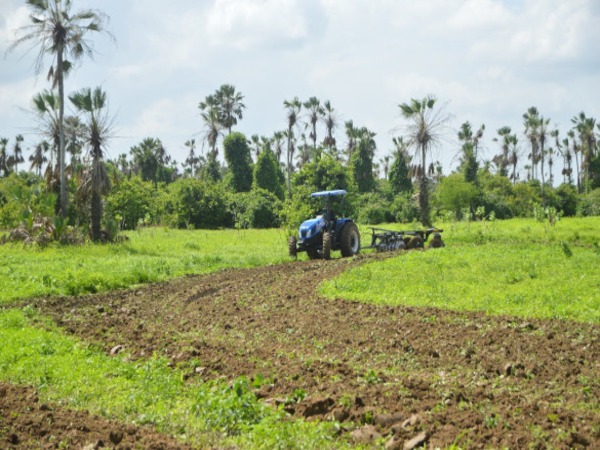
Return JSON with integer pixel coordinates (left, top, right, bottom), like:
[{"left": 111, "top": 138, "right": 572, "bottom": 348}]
[{"left": 299, "top": 217, "right": 326, "bottom": 240}]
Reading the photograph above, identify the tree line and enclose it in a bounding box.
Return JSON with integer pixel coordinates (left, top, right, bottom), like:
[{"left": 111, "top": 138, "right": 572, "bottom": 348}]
[{"left": 1, "top": 0, "right": 600, "bottom": 244}]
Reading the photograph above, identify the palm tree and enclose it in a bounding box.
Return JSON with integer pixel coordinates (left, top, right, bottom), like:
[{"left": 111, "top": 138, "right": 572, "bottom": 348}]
[
  {"left": 271, "top": 131, "right": 285, "bottom": 164},
  {"left": 303, "top": 97, "right": 323, "bottom": 153},
  {"left": 567, "top": 130, "right": 581, "bottom": 192},
  {"left": 508, "top": 134, "right": 519, "bottom": 185},
  {"left": 538, "top": 116, "right": 550, "bottom": 205},
  {"left": 32, "top": 89, "right": 62, "bottom": 193},
  {"left": 69, "top": 87, "right": 114, "bottom": 242},
  {"left": 492, "top": 126, "right": 511, "bottom": 177},
  {"left": 29, "top": 140, "right": 49, "bottom": 177},
  {"left": 64, "top": 115, "right": 85, "bottom": 177},
  {"left": 0, "top": 138, "right": 9, "bottom": 177},
  {"left": 572, "top": 112, "right": 597, "bottom": 193},
  {"left": 523, "top": 107, "right": 540, "bottom": 182},
  {"left": 344, "top": 120, "right": 361, "bottom": 165},
  {"left": 184, "top": 139, "right": 200, "bottom": 177},
  {"left": 10, "top": 135, "right": 25, "bottom": 173},
  {"left": 398, "top": 95, "right": 449, "bottom": 226},
  {"left": 130, "top": 138, "right": 163, "bottom": 186},
  {"left": 215, "top": 84, "right": 245, "bottom": 134},
  {"left": 250, "top": 134, "right": 262, "bottom": 160},
  {"left": 321, "top": 100, "right": 337, "bottom": 153},
  {"left": 10, "top": 0, "right": 112, "bottom": 218},
  {"left": 284, "top": 97, "right": 302, "bottom": 195},
  {"left": 198, "top": 95, "right": 224, "bottom": 160}
]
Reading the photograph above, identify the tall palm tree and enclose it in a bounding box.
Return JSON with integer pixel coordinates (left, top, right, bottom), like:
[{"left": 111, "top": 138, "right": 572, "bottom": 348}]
[
  {"left": 492, "top": 126, "right": 511, "bottom": 177},
  {"left": 64, "top": 115, "right": 85, "bottom": 177},
  {"left": 537, "top": 116, "right": 550, "bottom": 205},
  {"left": 567, "top": 130, "right": 581, "bottom": 192},
  {"left": 572, "top": 112, "right": 597, "bottom": 193},
  {"left": 29, "top": 140, "right": 49, "bottom": 177},
  {"left": 130, "top": 137, "right": 162, "bottom": 186},
  {"left": 271, "top": 131, "right": 285, "bottom": 164},
  {"left": 284, "top": 97, "right": 302, "bottom": 195},
  {"left": 398, "top": 95, "right": 449, "bottom": 226},
  {"left": 10, "top": 0, "right": 112, "bottom": 218},
  {"left": 184, "top": 138, "right": 199, "bottom": 177},
  {"left": 508, "top": 134, "right": 519, "bottom": 185},
  {"left": 0, "top": 138, "right": 9, "bottom": 177},
  {"left": 321, "top": 100, "right": 337, "bottom": 153},
  {"left": 69, "top": 87, "right": 114, "bottom": 242},
  {"left": 344, "top": 120, "right": 362, "bottom": 165},
  {"left": 10, "top": 135, "right": 25, "bottom": 173},
  {"left": 303, "top": 97, "right": 323, "bottom": 153},
  {"left": 198, "top": 95, "right": 224, "bottom": 159},
  {"left": 215, "top": 84, "right": 245, "bottom": 134},
  {"left": 523, "top": 107, "right": 540, "bottom": 182},
  {"left": 32, "top": 89, "right": 61, "bottom": 193}
]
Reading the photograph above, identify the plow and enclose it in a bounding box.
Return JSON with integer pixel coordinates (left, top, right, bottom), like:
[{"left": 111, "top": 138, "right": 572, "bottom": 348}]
[{"left": 363, "top": 226, "right": 445, "bottom": 252}]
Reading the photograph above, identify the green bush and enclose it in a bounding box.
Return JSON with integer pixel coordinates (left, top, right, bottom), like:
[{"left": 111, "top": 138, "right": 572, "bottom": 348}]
[
  {"left": 228, "top": 188, "right": 281, "bottom": 229},
  {"left": 0, "top": 173, "right": 55, "bottom": 228},
  {"left": 168, "top": 178, "right": 228, "bottom": 229},
  {"left": 554, "top": 183, "right": 578, "bottom": 216},
  {"left": 106, "top": 176, "right": 157, "bottom": 229},
  {"left": 355, "top": 193, "right": 391, "bottom": 225},
  {"left": 579, "top": 188, "right": 600, "bottom": 216},
  {"left": 391, "top": 192, "right": 420, "bottom": 223}
]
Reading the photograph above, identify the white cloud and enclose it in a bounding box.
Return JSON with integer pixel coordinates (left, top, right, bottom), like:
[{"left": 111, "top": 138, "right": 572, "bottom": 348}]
[{"left": 206, "top": 0, "right": 326, "bottom": 50}]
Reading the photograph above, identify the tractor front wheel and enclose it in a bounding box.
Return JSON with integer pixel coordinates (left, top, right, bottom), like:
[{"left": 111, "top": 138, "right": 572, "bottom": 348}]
[
  {"left": 340, "top": 222, "right": 360, "bottom": 257},
  {"left": 288, "top": 236, "right": 298, "bottom": 258},
  {"left": 322, "top": 231, "right": 332, "bottom": 260}
]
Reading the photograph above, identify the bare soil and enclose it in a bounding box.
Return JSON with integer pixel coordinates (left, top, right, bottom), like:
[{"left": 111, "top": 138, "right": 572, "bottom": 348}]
[{"left": 6, "top": 254, "right": 600, "bottom": 448}]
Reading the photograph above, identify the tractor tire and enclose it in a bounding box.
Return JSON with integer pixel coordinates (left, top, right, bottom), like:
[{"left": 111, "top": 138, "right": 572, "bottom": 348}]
[
  {"left": 288, "top": 236, "right": 298, "bottom": 258},
  {"left": 322, "top": 231, "right": 332, "bottom": 260},
  {"left": 340, "top": 222, "right": 360, "bottom": 257}
]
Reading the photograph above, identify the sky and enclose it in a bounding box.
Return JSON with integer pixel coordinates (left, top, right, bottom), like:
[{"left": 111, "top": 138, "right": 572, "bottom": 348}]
[{"left": 1, "top": 0, "right": 599, "bottom": 180}]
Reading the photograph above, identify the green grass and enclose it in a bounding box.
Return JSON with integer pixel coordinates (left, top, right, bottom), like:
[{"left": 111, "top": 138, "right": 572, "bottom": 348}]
[
  {"left": 0, "top": 308, "right": 348, "bottom": 449},
  {"left": 0, "top": 227, "right": 291, "bottom": 304},
  {"left": 324, "top": 217, "right": 600, "bottom": 323}
]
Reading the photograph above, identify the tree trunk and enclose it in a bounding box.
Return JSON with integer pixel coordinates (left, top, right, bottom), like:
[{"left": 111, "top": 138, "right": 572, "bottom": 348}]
[
  {"left": 57, "top": 45, "right": 68, "bottom": 219},
  {"left": 91, "top": 189, "right": 103, "bottom": 242}
]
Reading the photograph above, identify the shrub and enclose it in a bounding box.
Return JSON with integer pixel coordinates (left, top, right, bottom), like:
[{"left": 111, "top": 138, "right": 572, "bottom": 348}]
[
  {"left": 579, "top": 188, "right": 600, "bottom": 216},
  {"left": 554, "top": 183, "right": 578, "bottom": 217},
  {"left": 228, "top": 188, "right": 282, "bottom": 229},
  {"left": 106, "top": 176, "right": 157, "bottom": 229},
  {"left": 391, "top": 192, "right": 420, "bottom": 223},
  {"left": 355, "top": 193, "right": 391, "bottom": 225},
  {"left": 168, "top": 178, "right": 228, "bottom": 229}
]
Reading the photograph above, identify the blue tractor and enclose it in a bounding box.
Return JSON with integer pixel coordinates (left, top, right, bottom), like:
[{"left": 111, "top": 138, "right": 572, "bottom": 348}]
[{"left": 288, "top": 189, "right": 360, "bottom": 260}]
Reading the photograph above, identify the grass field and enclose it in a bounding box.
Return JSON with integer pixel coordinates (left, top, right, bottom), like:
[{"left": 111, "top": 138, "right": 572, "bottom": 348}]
[
  {"left": 322, "top": 217, "right": 600, "bottom": 323},
  {"left": 1, "top": 217, "right": 599, "bottom": 448},
  {"left": 0, "top": 227, "right": 291, "bottom": 304}
]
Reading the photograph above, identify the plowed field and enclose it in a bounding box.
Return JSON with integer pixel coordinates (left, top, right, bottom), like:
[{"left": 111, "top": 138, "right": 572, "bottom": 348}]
[{"left": 4, "top": 254, "right": 599, "bottom": 449}]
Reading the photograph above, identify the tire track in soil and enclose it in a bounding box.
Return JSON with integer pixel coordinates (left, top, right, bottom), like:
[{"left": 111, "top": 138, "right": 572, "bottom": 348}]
[{"left": 18, "top": 253, "right": 600, "bottom": 448}]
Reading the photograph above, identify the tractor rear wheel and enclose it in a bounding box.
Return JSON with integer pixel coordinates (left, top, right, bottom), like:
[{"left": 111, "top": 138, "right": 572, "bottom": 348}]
[
  {"left": 288, "top": 236, "right": 297, "bottom": 258},
  {"left": 322, "top": 231, "right": 332, "bottom": 260},
  {"left": 340, "top": 222, "right": 360, "bottom": 257}
]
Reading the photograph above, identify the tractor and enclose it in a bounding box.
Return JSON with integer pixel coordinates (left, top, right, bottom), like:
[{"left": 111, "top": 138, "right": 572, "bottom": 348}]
[{"left": 288, "top": 189, "right": 360, "bottom": 260}]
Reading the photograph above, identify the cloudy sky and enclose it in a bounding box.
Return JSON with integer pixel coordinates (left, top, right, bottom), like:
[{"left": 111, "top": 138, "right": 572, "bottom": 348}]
[{"left": 1, "top": 0, "right": 599, "bottom": 178}]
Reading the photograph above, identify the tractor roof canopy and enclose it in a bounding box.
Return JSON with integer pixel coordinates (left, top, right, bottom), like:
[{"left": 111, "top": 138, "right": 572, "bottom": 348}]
[{"left": 310, "top": 189, "right": 347, "bottom": 198}]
